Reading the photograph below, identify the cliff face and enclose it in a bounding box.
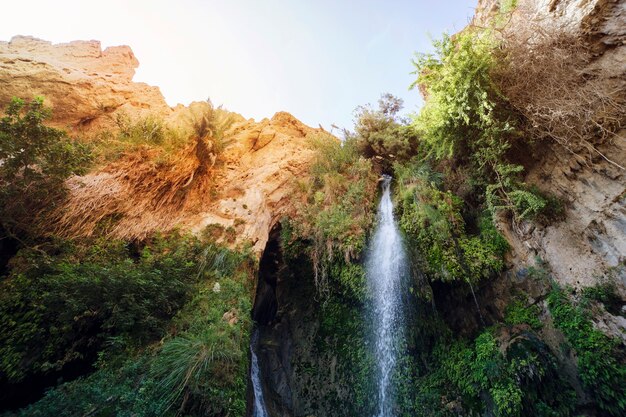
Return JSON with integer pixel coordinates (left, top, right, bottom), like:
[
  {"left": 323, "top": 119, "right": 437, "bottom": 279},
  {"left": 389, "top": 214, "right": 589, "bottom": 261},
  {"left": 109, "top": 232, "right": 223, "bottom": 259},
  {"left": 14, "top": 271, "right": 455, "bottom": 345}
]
[
  {"left": 0, "top": 36, "right": 170, "bottom": 131},
  {"left": 470, "top": 0, "right": 626, "bottom": 290},
  {"left": 0, "top": 36, "right": 321, "bottom": 253}
]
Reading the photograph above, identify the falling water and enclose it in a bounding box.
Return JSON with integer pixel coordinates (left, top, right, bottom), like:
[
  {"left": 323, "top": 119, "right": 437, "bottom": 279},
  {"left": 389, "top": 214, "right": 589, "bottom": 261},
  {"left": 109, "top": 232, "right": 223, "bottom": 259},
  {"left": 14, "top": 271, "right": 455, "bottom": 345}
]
[
  {"left": 367, "top": 175, "right": 408, "bottom": 417},
  {"left": 250, "top": 328, "right": 268, "bottom": 417}
]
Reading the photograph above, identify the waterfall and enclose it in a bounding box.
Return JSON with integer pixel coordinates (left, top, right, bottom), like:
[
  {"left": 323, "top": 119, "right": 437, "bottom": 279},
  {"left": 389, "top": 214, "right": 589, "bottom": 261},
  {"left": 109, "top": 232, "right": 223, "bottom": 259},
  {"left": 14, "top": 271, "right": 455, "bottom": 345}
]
[
  {"left": 367, "top": 175, "right": 408, "bottom": 417},
  {"left": 250, "top": 328, "right": 268, "bottom": 417}
]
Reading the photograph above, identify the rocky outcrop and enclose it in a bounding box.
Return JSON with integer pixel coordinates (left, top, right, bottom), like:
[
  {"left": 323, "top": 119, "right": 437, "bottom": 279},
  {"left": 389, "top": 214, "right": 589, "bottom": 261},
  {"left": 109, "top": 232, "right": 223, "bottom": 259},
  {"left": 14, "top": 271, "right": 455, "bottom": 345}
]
[
  {"left": 189, "top": 111, "right": 318, "bottom": 253},
  {"left": 0, "top": 35, "right": 323, "bottom": 254},
  {"left": 0, "top": 36, "right": 172, "bottom": 132}
]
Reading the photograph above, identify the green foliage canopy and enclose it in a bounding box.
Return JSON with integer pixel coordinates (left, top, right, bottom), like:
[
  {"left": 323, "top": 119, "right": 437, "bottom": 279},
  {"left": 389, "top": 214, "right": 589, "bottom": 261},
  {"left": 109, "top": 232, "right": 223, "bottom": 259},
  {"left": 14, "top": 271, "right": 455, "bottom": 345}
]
[{"left": 0, "top": 97, "right": 91, "bottom": 237}]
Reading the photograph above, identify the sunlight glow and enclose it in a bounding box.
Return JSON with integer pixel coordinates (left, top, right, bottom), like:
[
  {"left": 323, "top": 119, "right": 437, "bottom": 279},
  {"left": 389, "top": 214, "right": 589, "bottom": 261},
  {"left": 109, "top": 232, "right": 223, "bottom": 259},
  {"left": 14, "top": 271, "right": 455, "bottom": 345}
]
[{"left": 1, "top": 0, "right": 476, "bottom": 129}]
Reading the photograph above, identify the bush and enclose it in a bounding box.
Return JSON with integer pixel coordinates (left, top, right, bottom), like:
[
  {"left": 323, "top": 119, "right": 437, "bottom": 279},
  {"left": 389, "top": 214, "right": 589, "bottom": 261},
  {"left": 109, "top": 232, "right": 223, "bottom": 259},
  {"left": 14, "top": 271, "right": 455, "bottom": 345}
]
[
  {"left": 395, "top": 160, "right": 508, "bottom": 284},
  {"left": 2, "top": 236, "right": 254, "bottom": 417},
  {"left": 429, "top": 328, "right": 575, "bottom": 417},
  {"left": 581, "top": 277, "right": 623, "bottom": 316},
  {"left": 504, "top": 299, "right": 542, "bottom": 330},
  {"left": 0, "top": 232, "right": 203, "bottom": 384},
  {"left": 411, "top": 30, "right": 548, "bottom": 224},
  {"left": 349, "top": 93, "right": 419, "bottom": 168},
  {"left": 4, "top": 356, "right": 169, "bottom": 417},
  {"left": 411, "top": 31, "right": 504, "bottom": 162},
  {"left": 289, "top": 132, "right": 377, "bottom": 296},
  {"left": 0, "top": 97, "right": 91, "bottom": 238}
]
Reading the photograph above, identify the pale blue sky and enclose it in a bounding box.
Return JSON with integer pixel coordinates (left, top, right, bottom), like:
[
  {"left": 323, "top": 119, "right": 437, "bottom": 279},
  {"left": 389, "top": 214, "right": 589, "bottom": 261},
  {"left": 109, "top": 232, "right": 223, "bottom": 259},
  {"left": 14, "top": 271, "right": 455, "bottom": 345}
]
[{"left": 2, "top": 0, "right": 477, "bottom": 131}]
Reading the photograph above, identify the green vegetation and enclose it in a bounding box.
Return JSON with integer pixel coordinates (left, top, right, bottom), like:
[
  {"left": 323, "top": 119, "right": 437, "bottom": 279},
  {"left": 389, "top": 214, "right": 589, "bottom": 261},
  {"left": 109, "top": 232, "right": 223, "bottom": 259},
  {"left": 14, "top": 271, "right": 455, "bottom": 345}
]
[
  {"left": 411, "top": 327, "right": 576, "bottom": 417},
  {"left": 548, "top": 285, "right": 626, "bottom": 416},
  {"left": 289, "top": 132, "right": 376, "bottom": 297},
  {"left": 581, "top": 275, "right": 624, "bottom": 316},
  {"left": 1, "top": 6, "right": 622, "bottom": 415},
  {"left": 504, "top": 298, "right": 542, "bottom": 330},
  {"left": 0, "top": 234, "right": 201, "bottom": 383},
  {"left": 0, "top": 230, "right": 254, "bottom": 416},
  {"left": 0, "top": 97, "right": 91, "bottom": 239},
  {"left": 349, "top": 93, "right": 419, "bottom": 169},
  {"left": 151, "top": 249, "right": 253, "bottom": 416},
  {"left": 395, "top": 161, "right": 508, "bottom": 284},
  {"left": 410, "top": 30, "right": 549, "bottom": 222},
  {"left": 315, "top": 298, "right": 377, "bottom": 415},
  {"left": 6, "top": 357, "right": 165, "bottom": 417},
  {"left": 0, "top": 96, "right": 255, "bottom": 417}
]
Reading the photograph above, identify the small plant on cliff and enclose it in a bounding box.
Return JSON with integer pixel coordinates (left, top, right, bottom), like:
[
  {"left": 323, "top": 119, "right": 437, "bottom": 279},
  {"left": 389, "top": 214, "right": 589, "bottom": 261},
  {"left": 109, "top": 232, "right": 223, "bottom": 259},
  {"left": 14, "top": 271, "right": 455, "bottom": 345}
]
[{"left": 0, "top": 97, "right": 91, "bottom": 239}]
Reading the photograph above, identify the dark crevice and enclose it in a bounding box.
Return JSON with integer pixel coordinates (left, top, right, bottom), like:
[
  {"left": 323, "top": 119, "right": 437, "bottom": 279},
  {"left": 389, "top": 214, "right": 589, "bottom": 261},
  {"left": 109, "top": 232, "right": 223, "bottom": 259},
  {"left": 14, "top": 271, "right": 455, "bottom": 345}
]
[{"left": 252, "top": 224, "right": 282, "bottom": 325}]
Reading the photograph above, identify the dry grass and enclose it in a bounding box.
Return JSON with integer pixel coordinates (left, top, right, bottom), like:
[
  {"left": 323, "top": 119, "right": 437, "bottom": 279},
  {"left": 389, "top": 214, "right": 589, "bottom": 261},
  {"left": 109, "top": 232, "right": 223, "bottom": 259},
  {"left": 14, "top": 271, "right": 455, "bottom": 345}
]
[
  {"left": 492, "top": 2, "right": 625, "bottom": 169},
  {"left": 48, "top": 107, "right": 237, "bottom": 239}
]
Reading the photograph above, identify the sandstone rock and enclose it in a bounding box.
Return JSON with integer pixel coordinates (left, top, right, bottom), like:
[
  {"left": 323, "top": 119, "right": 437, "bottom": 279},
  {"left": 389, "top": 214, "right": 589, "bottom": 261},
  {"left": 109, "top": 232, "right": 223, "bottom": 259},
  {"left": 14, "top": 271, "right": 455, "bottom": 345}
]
[
  {"left": 0, "top": 35, "right": 324, "bottom": 256},
  {"left": 0, "top": 35, "right": 171, "bottom": 132},
  {"left": 190, "top": 111, "right": 319, "bottom": 253}
]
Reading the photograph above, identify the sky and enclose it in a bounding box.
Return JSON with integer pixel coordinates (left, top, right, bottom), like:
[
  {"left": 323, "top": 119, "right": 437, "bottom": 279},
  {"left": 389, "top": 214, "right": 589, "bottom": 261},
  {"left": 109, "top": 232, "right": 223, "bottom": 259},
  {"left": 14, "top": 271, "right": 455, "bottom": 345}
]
[{"left": 1, "top": 0, "right": 476, "bottom": 131}]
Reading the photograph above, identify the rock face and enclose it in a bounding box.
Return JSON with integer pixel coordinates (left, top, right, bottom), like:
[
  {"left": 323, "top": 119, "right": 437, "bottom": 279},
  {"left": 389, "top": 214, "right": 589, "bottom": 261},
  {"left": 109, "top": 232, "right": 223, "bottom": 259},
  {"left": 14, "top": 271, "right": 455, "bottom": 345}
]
[
  {"left": 0, "top": 36, "right": 171, "bottom": 132},
  {"left": 472, "top": 0, "right": 626, "bottom": 290},
  {"left": 0, "top": 35, "right": 323, "bottom": 254},
  {"left": 189, "top": 111, "right": 318, "bottom": 252}
]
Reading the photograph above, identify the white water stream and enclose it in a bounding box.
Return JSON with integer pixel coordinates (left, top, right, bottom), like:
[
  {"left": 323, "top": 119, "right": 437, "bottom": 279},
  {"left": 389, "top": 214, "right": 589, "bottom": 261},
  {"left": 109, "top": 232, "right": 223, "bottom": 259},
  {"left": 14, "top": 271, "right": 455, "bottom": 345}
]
[
  {"left": 250, "top": 328, "right": 268, "bottom": 417},
  {"left": 367, "top": 175, "right": 408, "bottom": 417}
]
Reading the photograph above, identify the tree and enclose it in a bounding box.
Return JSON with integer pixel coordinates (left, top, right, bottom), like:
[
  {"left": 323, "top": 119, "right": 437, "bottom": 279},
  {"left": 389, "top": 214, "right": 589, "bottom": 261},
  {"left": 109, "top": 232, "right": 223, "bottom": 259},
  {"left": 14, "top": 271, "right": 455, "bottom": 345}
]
[
  {"left": 350, "top": 93, "right": 419, "bottom": 168},
  {"left": 0, "top": 97, "right": 91, "bottom": 240}
]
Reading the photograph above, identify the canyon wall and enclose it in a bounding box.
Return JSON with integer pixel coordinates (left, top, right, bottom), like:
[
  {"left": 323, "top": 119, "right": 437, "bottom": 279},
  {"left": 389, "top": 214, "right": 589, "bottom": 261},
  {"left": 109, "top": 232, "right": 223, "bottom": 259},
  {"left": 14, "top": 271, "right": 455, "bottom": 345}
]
[{"left": 0, "top": 35, "right": 322, "bottom": 253}]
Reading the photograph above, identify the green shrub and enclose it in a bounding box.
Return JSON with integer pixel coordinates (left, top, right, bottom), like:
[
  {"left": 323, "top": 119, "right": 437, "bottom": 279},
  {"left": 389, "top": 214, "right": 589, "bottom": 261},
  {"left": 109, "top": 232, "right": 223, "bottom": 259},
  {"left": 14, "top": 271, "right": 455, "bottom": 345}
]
[
  {"left": 548, "top": 286, "right": 626, "bottom": 416},
  {"left": 349, "top": 93, "right": 419, "bottom": 168},
  {"left": 395, "top": 161, "right": 508, "bottom": 284},
  {"left": 93, "top": 103, "right": 238, "bottom": 165},
  {"left": 0, "top": 97, "right": 91, "bottom": 238},
  {"left": 0, "top": 232, "right": 203, "bottom": 384},
  {"left": 329, "top": 262, "right": 368, "bottom": 301},
  {"left": 411, "top": 30, "right": 547, "bottom": 223},
  {"left": 3, "top": 238, "right": 254, "bottom": 417},
  {"left": 504, "top": 299, "right": 543, "bottom": 330},
  {"left": 4, "top": 356, "right": 169, "bottom": 417},
  {"left": 581, "top": 278, "right": 623, "bottom": 316},
  {"left": 411, "top": 30, "right": 504, "bottom": 162},
  {"left": 429, "top": 328, "right": 575, "bottom": 417},
  {"left": 290, "top": 132, "right": 376, "bottom": 296}
]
